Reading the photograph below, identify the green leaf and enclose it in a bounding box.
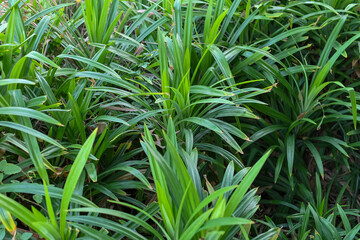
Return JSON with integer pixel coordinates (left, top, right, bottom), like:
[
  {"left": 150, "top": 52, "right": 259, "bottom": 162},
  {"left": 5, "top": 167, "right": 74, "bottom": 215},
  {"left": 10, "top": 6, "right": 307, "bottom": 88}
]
[
  {"left": 0, "top": 207, "right": 16, "bottom": 236},
  {"left": 0, "top": 107, "right": 62, "bottom": 126},
  {"left": 180, "top": 209, "right": 213, "bottom": 240},
  {"left": 69, "top": 207, "right": 163, "bottom": 240},
  {"left": 181, "top": 117, "right": 222, "bottom": 133},
  {"left": 0, "top": 194, "right": 61, "bottom": 239},
  {"left": 336, "top": 204, "right": 351, "bottom": 233},
  {"left": 0, "top": 79, "right": 35, "bottom": 86},
  {"left": 349, "top": 89, "right": 357, "bottom": 130},
  {"left": 286, "top": 134, "right": 295, "bottom": 176},
  {"left": 304, "top": 141, "right": 324, "bottom": 178},
  {"left": 32, "top": 194, "right": 42, "bottom": 204},
  {"left": 68, "top": 93, "right": 86, "bottom": 144},
  {"left": 85, "top": 163, "right": 97, "bottom": 182},
  {"left": 59, "top": 129, "right": 98, "bottom": 238},
  {"left": 199, "top": 217, "right": 252, "bottom": 231},
  {"left": 0, "top": 183, "right": 96, "bottom": 207},
  {"left": 69, "top": 222, "right": 115, "bottom": 240},
  {"left": 24, "top": 3, "right": 74, "bottom": 25},
  {"left": 343, "top": 224, "right": 360, "bottom": 240},
  {"left": 95, "top": 115, "right": 130, "bottom": 126},
  {"left": 3, "top": 163, "right": 21, "bottom": 175},
  {"left": 225, "top": 149, "right": 272, "bottom": 216},
  {"left": 57, "top": 54, "right": 119, "bottom": 77},
  {"left": 26, "top": 51, "right": 60, "bottom": 69},
  {"left": 0, "top": 121, "right": 64, "bottom": 149}
]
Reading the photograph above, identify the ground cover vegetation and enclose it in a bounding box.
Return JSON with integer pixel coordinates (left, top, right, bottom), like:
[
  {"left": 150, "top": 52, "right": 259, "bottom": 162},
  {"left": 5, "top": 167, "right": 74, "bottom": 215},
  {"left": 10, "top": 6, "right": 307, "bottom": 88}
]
[{"left": 0, "top": 0, "right": 359, "bottom": 239}]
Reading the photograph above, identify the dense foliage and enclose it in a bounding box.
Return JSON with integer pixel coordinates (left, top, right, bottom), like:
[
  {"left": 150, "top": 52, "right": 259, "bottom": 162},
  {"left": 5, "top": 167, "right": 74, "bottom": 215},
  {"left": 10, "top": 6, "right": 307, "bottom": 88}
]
[{"left": 0, "top": 0, "right": 360, "bottom": 239}]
